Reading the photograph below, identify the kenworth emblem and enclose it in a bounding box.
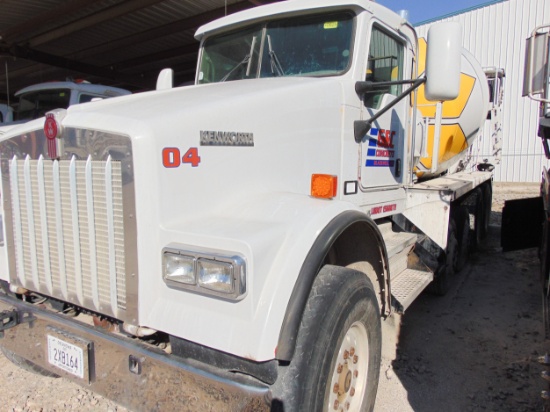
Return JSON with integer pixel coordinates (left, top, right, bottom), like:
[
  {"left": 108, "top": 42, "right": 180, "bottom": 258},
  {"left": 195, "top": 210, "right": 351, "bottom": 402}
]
[
  {"left": 43, "top": 109, "right": 67, "bottom": 158},
  {"left": 200, "top": 130, "right": 254, "bottom": 146}
]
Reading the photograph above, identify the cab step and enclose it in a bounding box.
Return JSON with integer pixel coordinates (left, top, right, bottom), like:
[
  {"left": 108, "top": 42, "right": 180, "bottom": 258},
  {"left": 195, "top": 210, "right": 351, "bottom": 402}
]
[
  {"left": 377, "top": 219, "right": 434, "bottom": 313},
  {"left": 390, "top": 268, "right": 433, "bottom": 313}
]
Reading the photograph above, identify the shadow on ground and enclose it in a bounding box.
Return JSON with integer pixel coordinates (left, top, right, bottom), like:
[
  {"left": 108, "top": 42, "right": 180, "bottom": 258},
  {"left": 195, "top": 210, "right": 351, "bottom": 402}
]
[{"left": 385, "top": 219, "right": 545, "bottom": 412}]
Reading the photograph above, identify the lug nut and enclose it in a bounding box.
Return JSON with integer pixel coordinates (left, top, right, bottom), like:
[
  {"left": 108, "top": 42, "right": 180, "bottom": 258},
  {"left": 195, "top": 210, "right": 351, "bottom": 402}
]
[
  {"left": 353, "top": 355, "right": 358, "bottom": 364},
  {"left": 353, "top": 370, "right": 358, "bottom": 378},
  {"left": 343, "top": 350, "right": 349, "bottom": 360},
  {"left": 346, "top": 402, "right": 350, "bottom": 410},
  {"left": 337, "top": 364, "right": 343, "bottom": 373},
  {"left": 350, "top": 387, "right": 355, "bottom": 397},
  {"left": 333, "top": 383, "right": 340, "bottom": 394},
  {"left": 334, "top": 400, "right": 339, "bottom": 410},
  {"left": 350, "top": 347, "right": 355, "bottom": 356}
]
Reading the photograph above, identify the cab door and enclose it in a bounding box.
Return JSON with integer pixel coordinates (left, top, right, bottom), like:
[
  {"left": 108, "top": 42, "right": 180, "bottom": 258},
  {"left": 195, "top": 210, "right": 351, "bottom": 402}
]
[{"left": 359, "top": 25, "right": 407, "bottom": 189}]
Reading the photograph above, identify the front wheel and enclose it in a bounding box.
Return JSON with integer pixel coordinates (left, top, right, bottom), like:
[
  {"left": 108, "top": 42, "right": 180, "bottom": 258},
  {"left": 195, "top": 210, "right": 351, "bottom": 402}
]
[{"left": 276, "top": 265, "right": 381, "bottom": 412}]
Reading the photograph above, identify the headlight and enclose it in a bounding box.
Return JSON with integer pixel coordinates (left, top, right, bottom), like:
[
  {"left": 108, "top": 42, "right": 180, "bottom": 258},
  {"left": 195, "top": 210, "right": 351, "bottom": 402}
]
[
  {"left": 162, "top": 247, "right": 246, "bottom": 301},
  {"left": 198, "top": 258, "right": 234, "bottom": 293},
  {"left": 163, "top": 254, "right": 195, "bottom": 285}
]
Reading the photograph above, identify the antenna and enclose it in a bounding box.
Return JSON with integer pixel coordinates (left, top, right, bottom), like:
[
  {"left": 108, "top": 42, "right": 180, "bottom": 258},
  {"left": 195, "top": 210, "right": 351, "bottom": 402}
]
[
  {"left": 5, "top": 61, "right": 9, "bottom": 109},
  {"left": 225, "top": 0, "right": 227, "bottom": 16}
]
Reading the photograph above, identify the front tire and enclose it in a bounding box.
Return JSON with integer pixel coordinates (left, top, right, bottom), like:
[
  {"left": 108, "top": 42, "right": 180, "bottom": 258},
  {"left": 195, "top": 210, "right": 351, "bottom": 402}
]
[{"left": 277, "top": 265, "right": 381, "bottom": 412}]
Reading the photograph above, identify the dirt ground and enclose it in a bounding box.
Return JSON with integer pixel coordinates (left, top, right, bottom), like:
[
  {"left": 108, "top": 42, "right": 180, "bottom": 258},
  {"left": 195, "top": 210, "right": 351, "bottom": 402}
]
[
  {"left": 375, "top": 182, "right": 546, "bottom": 411},
  {"left": 0, "top": 182, "right": 546, "bottom": 411}
]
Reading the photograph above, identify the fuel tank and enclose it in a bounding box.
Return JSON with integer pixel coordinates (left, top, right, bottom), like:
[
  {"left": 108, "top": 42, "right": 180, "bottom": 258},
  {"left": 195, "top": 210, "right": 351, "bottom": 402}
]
[{"left": 414, "top": 37, "right": 490, "bottom": 179}]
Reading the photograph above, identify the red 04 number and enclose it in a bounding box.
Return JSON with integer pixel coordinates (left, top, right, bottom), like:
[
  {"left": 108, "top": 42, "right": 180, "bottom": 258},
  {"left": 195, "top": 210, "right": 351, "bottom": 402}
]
[{"left": 162, "top": 147, "right": 201, "bottom": 168}]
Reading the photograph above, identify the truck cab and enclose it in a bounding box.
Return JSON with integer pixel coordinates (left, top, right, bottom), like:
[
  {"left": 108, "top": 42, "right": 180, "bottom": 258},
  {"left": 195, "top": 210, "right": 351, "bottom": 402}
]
[{"left": 0, "top": 2, "right": 494, "bottom": 411}]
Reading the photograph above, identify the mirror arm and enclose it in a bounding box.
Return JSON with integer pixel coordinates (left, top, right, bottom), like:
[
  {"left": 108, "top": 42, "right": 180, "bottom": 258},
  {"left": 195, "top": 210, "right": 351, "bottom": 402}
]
[
  {"left": 354, "top": 77, "right": 426, "bottom": 143},
  {"left": 355, "top": 79, "right": 422, "bottom": 94}
]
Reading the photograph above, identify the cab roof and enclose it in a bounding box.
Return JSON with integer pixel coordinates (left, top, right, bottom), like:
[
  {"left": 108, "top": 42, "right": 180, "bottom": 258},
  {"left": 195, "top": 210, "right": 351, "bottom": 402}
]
[{"left": 195, "top": 0, "right": 404, "bottom": 41}]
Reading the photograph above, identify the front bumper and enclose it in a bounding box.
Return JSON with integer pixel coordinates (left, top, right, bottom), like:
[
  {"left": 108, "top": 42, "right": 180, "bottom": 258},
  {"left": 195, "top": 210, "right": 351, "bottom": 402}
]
[{"left": 0, "top": 294, "right": 271, "bottom": 411}]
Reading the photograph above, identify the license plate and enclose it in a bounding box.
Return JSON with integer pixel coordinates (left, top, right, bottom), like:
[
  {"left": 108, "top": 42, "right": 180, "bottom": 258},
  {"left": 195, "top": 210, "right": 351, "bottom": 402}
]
[{"left": 47, "top": 334, "right": 85, "bottom": 379}]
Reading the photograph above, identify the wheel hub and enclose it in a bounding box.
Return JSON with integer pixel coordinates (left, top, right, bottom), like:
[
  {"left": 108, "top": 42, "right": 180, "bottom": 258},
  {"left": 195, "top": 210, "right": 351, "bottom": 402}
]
[
  {"left": 327, "top": 322, "right": 369, "bottom": 411},
  {"left": 344, "top": 370, "right": 352, "bottom": 392}
]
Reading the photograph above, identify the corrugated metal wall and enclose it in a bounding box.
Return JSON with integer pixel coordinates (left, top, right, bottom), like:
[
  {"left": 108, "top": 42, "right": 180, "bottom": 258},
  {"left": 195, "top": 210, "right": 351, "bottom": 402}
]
[{"left": 416, "top": 0, "right": 550, "bottom": 182}]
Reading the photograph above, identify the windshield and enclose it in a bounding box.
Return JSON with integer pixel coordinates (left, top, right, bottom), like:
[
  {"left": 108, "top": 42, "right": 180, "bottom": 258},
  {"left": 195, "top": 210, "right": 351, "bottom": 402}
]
[
  {"left": 15, "top": 89, "right": 71, "bottom": 121},
  {"left": 198, "top": 12, "right": 354, "bottom": 84}
]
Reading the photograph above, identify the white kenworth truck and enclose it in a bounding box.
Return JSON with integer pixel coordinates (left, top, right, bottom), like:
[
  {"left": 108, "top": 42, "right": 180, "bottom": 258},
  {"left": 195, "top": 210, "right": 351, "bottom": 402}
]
[{"left": 0, "top": 1, "right": 494, "bottom": 410}]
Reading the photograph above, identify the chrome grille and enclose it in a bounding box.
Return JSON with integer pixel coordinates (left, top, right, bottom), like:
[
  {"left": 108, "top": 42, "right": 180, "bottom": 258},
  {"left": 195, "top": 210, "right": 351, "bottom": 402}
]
[{"left": 8, "top": 154, "right": 127, "bottom": 318}]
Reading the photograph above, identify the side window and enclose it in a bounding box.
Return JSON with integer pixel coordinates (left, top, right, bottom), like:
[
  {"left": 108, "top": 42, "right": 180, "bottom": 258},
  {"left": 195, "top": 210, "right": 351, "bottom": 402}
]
[
  {"left": 365, "top": 26, "right": 404, "bottom": 108},
  {"left": 79, "top": 94, "right": 100, "bottom": 103}
]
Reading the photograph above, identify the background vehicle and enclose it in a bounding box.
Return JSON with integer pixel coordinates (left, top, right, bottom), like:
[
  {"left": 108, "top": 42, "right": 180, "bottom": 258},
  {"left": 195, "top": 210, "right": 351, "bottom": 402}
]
[
  {"left": 0, "top": 104, "right": 13, "bottom": 123},
  {"left": 0, "top": 80, "right": 130, "bottom": 135},
  {"left": 506, "top": 23, "right": 550, "bottom": 408},
  {"left": 0, "top": 1, "right": 495, "bottom": 410}
]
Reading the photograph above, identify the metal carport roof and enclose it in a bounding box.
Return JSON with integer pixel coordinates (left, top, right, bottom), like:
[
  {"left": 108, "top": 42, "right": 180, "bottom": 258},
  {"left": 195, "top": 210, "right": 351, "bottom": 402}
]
[{"left": 0, "top": 0, "right": 281, "bottom": 102}]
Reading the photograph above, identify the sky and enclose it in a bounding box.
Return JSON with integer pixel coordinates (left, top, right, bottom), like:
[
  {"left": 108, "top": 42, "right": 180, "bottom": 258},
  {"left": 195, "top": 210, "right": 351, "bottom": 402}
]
[{"left": 377, "top": 0, "right": 499, "bottom": 24}]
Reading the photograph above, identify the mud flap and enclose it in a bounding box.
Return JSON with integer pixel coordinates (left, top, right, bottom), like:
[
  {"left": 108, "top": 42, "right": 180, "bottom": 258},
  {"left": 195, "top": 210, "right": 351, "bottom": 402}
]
[{"left": 501, "top": 196, "right": 543, "bottom": 252}]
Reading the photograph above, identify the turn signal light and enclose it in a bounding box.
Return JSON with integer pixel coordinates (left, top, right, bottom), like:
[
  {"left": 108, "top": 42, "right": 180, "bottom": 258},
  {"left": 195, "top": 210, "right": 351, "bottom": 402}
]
[{"left": 311, "top": 174, "right": 338, "bottom": 199}]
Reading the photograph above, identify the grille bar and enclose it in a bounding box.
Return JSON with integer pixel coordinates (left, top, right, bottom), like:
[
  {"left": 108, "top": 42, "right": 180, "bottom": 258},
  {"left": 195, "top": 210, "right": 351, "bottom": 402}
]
[
  {"left": 69, "top": 156, "right": 84, "bottom": 305},
  {"left": 9, "top": 157, "right": 25, "bottom": 287},
  {"left": 8, "top": 155, "right": 127, "bottom": 319},
  {"left": 105, "top": 156, "right": 119, "bottom": 314},
  {"left": 53, "top": 159, "right": 68, "bottom": 300},
  {"left": 85, "top": 156, "right": 99, "bottom": 308},
  {"left": 23, "top": 156, "right": 40, "bottom": 290},
  {"left": 37, "top": 156, "right": 53, "bottom": 294}
]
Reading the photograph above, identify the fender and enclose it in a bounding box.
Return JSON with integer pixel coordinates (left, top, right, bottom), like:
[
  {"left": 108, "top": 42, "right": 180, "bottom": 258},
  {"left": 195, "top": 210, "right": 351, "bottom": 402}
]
[{"left": 276, "top": 210, "right": 389, "bottom": 361}]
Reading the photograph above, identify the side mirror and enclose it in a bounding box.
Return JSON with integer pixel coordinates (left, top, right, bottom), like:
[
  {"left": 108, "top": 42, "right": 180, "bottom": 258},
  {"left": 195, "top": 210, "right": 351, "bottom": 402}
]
[
  {"left": 425, "top": 22, "right": 462, "bottom": 101},
  {"left": 156, "top": 68, "right": 174, "bottom": 90},
  {"left": 523, "top": 25, "right": 550, "bottom": 100}
]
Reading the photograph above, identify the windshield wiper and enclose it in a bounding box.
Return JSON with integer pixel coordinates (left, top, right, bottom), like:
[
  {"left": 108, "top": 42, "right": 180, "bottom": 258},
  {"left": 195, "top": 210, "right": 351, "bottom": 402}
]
[
  {"left": 221, "top": 36, "right": 257, "bottom": 82},
  {"left": 267, "top": 35, "right": 285, "bottom": 76},
  {"left": 221, "top": 54, "right": 251, "bottom": 82}
]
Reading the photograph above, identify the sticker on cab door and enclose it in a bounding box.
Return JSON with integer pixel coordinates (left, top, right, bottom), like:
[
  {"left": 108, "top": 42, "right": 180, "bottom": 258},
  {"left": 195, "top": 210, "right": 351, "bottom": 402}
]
[{"left": 365, "top": 128, "right": 396, "bottom": 167}]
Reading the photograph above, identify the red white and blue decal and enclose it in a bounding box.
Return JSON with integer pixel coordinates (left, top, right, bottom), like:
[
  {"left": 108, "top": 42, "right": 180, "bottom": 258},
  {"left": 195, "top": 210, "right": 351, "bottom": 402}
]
[{"left": 365, "top": 128, "right": 396, "bottom": 167}]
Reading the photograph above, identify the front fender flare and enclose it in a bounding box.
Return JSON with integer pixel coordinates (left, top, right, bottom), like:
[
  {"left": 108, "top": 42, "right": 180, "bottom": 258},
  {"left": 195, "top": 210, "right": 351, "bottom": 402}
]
[{"left": 276, "top": 210, "right": 388, "bottom": 361}]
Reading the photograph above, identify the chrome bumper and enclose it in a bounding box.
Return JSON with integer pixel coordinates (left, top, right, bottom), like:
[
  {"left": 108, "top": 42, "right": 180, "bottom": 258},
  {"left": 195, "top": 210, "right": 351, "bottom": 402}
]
[{"left": 0, "top": 295, "right": 271, "bottom": 411}]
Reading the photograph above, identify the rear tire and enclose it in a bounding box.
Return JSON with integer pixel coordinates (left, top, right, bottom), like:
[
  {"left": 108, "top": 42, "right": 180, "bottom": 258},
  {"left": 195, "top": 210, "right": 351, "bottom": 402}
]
[
  {"left": 471, "top": 184, "right": 490, "bottom": 250},
  {"left": 0, "top": 346, "right": 58, "bottom": 378},
  {"left": 276, "top": 265, "right": 381, "bottom": 412},
  {"left": 454, "top": 206, "right": 470, "bottom": 272},
  {"left": 430, "top": 219, "right": 458, "bottom": 296},
  {"left": 480, "top": 182, "right": 492, "bottom": 239}
]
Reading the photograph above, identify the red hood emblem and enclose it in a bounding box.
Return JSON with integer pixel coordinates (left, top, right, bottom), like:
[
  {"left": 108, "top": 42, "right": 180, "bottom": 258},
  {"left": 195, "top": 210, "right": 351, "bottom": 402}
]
[{"left": 43, "top": 110, "right": 66, "bottom": 159}]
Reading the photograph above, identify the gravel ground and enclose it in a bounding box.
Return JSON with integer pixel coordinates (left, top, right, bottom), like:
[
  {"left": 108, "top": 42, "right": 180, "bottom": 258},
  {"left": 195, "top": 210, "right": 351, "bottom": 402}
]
[
  {"left": 375, "top": 182, "right": 544, "bottom": 411},
  {"left": 0, "top": 182, "right": 544, "bottom": 411}
]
